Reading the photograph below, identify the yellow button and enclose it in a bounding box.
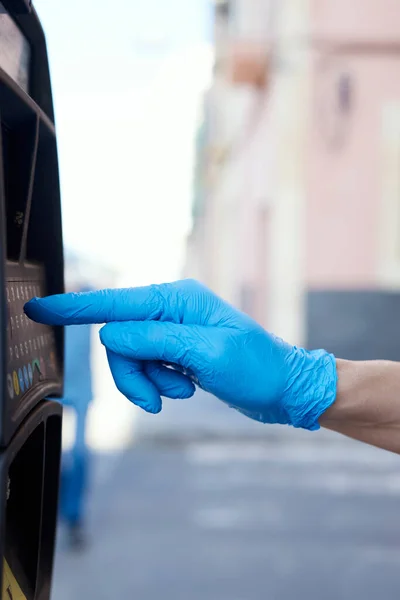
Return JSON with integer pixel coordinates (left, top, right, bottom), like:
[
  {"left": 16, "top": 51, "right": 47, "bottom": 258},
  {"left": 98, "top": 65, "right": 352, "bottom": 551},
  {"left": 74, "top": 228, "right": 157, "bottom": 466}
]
[{"left": 13, "top": 371, "right": 20, "bottom": 396}]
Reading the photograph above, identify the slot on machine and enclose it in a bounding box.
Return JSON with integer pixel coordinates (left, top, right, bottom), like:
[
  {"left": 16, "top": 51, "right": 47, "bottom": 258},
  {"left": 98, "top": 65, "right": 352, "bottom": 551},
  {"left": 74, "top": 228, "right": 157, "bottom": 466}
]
[{"left": 0, "top": 1, "right": 64, "bottom": 598}]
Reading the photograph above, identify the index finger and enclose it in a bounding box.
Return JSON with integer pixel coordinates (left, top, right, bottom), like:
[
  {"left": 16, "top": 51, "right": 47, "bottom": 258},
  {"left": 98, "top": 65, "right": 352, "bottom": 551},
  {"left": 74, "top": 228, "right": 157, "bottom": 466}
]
[{"left": 23, "top": 284, "right": 181, "bottom": 326}]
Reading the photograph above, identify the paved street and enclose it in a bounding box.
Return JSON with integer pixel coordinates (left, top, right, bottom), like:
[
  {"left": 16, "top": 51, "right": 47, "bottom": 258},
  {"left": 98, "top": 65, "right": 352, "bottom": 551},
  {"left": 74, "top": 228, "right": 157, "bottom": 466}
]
[{"left": 52, "top": 394, "right": 400, "bottom": 600}]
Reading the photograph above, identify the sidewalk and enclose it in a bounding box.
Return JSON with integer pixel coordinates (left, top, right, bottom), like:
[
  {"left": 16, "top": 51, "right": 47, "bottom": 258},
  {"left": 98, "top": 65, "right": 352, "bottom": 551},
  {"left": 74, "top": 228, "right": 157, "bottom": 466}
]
[{"left": 52, "top": 431, "right": 400, "bottom": 600}]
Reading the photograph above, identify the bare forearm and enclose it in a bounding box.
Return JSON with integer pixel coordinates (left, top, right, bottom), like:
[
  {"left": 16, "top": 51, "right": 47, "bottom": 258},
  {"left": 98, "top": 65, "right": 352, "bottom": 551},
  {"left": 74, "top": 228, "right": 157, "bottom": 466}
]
[{"left": 320, "top": 359, "right": 400, "bottom": 453}]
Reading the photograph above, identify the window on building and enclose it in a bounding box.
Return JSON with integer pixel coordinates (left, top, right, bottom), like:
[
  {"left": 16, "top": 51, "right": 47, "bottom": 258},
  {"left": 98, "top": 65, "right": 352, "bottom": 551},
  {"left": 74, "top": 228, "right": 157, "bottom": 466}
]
[{"left": 215, "top": 0, "right": 231, "bottom": 20}]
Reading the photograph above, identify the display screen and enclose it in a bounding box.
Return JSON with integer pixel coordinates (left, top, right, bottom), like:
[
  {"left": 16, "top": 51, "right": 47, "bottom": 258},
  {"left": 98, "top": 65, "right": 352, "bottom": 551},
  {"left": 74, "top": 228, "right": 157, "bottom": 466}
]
[{"left": 0, "top": 1, "right": 31, "bottom": 93}]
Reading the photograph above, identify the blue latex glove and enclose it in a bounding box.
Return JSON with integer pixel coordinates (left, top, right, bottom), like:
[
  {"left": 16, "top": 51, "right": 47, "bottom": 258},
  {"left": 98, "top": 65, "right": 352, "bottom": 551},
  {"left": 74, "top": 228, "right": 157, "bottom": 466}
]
[{"left": 24, "top": 279, "right": 337, "bottom": 430}]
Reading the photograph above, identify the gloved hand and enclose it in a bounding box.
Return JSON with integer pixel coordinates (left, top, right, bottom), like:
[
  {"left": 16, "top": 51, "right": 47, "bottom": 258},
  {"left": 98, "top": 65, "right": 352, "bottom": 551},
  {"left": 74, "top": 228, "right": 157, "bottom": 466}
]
[{"left": 24, "top": 279, "right": 337, "bottom": 430}]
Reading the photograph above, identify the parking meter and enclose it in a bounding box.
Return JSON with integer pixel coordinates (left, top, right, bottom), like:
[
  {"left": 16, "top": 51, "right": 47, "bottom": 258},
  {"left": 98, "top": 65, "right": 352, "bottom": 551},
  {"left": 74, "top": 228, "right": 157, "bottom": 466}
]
[{"left": 0, "top": 1, "right": 64, "bottom": 597}]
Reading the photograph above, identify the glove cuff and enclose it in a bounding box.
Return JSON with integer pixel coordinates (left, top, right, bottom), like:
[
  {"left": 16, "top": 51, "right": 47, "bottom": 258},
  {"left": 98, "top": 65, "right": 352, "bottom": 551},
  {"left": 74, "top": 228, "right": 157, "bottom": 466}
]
[{"left": 285, "top": 349, "right": 338, "bottom": 431}]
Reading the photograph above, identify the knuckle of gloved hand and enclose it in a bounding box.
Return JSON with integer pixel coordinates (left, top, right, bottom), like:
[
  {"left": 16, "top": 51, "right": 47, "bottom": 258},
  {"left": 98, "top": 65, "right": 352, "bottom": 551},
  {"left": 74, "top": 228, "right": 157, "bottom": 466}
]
[
  {"left": 189, "top": 278, "right": 214, "bottom": 298},
  {"left": 180, "top": 278, "right": 215, "bottom": 307},
  {"left": 179, "top": 278, "right": 201, "bottom": 293}
]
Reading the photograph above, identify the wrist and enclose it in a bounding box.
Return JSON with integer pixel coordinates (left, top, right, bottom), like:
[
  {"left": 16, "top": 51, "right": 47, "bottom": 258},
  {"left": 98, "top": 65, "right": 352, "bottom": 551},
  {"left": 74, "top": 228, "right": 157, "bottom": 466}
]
[
  {"left": 319, "top": 359, "right": 400, "bottom": 428},
  {"left": 319, "top": 359, "right": 355, "bottom": 427}
]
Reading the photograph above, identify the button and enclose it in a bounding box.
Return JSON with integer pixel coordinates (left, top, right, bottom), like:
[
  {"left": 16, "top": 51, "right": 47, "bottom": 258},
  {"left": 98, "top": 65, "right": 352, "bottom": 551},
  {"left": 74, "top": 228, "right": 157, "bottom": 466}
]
[
  {"left": 7, "top": 374, "right": 14, "bottom": 399},
  {"left": 23, "top": 366, "right": 29, "bottom": 389},
  {"left": 28, "top": 363, "right": 33, "bottom": 386},
  {"left": 32, "top": 359, "right": 41, "bottom": 380},
  {"left": 18, "top": 368, "right": 25, "bottom": 393},
  {"left": 13, "top": 371, "right": 20, "bottom": 396}
]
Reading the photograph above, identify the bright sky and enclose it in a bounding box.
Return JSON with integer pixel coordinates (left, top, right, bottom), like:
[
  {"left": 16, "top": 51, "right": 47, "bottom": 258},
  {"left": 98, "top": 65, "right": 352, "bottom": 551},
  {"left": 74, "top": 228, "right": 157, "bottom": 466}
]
[{"left": 34, "top": 0, "right": 213, "bottom": 285}]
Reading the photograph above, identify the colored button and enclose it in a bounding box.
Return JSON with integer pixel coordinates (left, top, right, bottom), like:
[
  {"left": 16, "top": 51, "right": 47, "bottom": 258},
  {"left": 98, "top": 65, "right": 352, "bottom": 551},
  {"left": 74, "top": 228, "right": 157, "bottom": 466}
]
[
  {"left": 18, "top": 368, "right": 25, "bottom": 393},
  {"left": 23, "top": 366, "right": 29, "bottom": 389},
  {"left": 32, "top": 359, "right": 40, "bottom": 381},
  {"left": 13, "top": 371, "right": 19, "bottom": 396},
  {"left": 7, "top": 374, "right": 13, "bottom": 399},
  {"left": 28, "top": 363, "right": 33, "bottom": 386}
]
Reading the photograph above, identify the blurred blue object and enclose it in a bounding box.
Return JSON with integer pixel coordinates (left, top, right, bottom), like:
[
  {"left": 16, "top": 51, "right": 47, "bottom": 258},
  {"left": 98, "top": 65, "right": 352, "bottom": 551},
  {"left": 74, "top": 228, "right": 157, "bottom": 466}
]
[
  {"left": 59, "top": 316, "right": 93, "bottom": 549},
  {"left": 62, "top": 323, "right": 93, "bottom": 411}
]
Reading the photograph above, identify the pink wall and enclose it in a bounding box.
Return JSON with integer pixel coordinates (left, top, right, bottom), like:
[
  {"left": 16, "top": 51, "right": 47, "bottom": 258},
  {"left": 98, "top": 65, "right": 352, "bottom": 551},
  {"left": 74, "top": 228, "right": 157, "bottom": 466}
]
[
  {"left": 306, "top": 37, "right": 400, "bottom": 287},
  {"left": 311, "top": 0, "right": 400, "bottom": 43}
]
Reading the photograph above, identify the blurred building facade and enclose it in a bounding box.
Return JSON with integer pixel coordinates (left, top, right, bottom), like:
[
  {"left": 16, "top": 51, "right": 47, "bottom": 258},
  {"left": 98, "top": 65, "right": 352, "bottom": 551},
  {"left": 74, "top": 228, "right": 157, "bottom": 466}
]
[{"left": 185, "top": 0, "right": 400, "bottom": 360}]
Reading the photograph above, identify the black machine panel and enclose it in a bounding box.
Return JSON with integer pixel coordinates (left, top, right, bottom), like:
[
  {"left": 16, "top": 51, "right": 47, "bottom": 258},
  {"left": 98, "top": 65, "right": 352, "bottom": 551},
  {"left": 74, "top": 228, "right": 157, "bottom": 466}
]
[
  {"left": 0, "top": 0, "right": 64, "bottom": 447},
  {"left": 0, "top": 2, "right": 64, "bottom": 598},
  {"left": 5, "top": 261, "right": 59, "bottom": 409}
]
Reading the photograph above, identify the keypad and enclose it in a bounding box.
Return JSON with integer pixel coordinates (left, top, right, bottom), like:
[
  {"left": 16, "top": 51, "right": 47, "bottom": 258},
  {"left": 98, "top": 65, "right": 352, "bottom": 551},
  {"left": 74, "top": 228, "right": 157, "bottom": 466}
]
[{"left": 6, "top": 262, "right": 59, "bottom": 402}]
